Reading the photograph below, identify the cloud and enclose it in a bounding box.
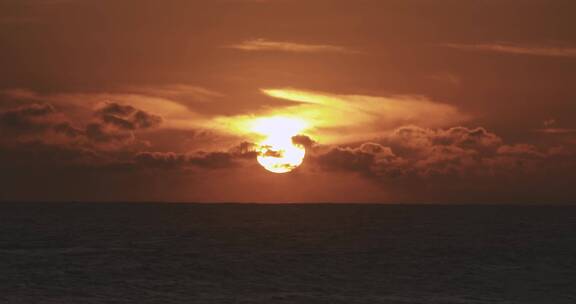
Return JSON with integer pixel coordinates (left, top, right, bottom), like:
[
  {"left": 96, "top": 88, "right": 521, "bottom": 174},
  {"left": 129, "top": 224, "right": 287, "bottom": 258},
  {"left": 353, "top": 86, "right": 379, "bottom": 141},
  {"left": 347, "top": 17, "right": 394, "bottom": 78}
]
[
  {"left": 84, "top": 122, "right": 135, "bottom": 144},
  {"left": 0, "top": 141, "right": 101, "bottom": 169},
  {"left": 310, "top": 126, "right": 571, "bottom": 180},
  {"left": 316, "top": 142, "right": 395, "bottom": 174},
  {"left": 0, "top": 102, "right": 162, "bottom": 150},
  {"left": 442, "top": 43, "right": 576, "bottom": 58},
  {"left": 292, "top": 134, "right": 315, "bottom": 149},
  {"left": 2, "top": 116, "right": 575, "bottom": 203},
  {"left": 384, "top": 126, "right": 502, "bottom": 156},
  {"left": 3, "top": 87, "right": 466, "bottom": 150},
  {"left": 1, "top": 97, "right": 573, "bottom": 203},
  {"left": 95, "top": 102, "right": 163, "bottom": 131},
  {"left": 125, "top": 84, "right": 224, "bottom": 103},
  {"left": 0, "top": 89, "right": 251, "bottom": 155},
  {"left": 536, "top": 128, "right": 576, "bottom": 134},
  {"left": 227, "top": 39, "right": 356, "bottom": 54},
  {"left": 2, "top": 89, "right": 195, "bottom": 129},
  {"left": 0, "top": 103, "right": 83, "bottom": 140},
  {"left": 0, "top": 103, "right": 56, "bottom": 133},
  {"left": 134, "top": 142, "right": 258, "bottom": 170},
  {"left": 83, "top": 102, "right": 162, "bottom": 148},
  {"left": 133, "top": 152, "right": 189, "bottom": 169},
  {"left": 254, "top": 89, "right": 468, "bottom": 143},
  {"left": 536, "top": 119, "right": 576, "bottom": 134},
  {"left": 497, "top": 144, "right": 544, "bottom": 159}
]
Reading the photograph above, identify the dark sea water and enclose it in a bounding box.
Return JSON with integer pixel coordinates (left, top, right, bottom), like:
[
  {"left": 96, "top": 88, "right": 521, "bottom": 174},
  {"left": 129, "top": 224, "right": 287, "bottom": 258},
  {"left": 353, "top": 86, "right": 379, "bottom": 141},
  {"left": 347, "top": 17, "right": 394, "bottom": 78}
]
[{"left": 0, "top": 203, "right": 575, "bottom": 304}]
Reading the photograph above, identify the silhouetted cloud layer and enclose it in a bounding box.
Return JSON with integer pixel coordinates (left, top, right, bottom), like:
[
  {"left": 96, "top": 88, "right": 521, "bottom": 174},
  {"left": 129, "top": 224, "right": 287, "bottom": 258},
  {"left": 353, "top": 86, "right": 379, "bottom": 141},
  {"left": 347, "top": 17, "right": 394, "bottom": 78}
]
[
  {"left": 1, "top": 102, "right": 574, "bottom": 182},
  {"left": 95, "top": 102, "right": 163, "bottom": 130},
  {"left": 134, "top": 143, "right": 258, "bottom": 170},
  {"left": 312, "top": 126, "right": 574, "bottom": 180},
  {"left": 0, "top": 102, "right": 163, "bottom": 150},
  {"left": 0, "top": 103, "right": 60, "bottom": 134}
]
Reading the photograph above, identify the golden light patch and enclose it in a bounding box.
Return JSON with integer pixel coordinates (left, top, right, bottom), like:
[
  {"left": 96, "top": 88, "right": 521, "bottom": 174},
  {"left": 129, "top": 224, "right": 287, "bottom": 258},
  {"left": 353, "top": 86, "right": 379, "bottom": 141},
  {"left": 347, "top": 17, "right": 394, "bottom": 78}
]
[
  {"left": 259, "top": 88, "right": 467, "bottom": 143},
  {"left": 206, "top": 88, "right": 465, "bottom": 172}
]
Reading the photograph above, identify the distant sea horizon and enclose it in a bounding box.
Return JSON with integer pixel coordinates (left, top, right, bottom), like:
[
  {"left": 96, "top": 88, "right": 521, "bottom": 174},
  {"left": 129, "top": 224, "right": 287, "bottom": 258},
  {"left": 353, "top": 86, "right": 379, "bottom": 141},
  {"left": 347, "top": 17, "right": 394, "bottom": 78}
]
[
  {"left": 1, "top": 202, "right": 574, "bottom": 303},
  {"left": 2, "top": 201, "right": 576, "bottom": 205}
]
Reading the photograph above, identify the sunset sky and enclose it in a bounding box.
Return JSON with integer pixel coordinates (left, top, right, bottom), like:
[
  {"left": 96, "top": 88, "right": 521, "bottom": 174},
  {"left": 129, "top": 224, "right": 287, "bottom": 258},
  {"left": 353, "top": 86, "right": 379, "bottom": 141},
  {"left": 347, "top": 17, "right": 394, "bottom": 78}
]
[{"left": 1, "top": 0, "right": 575, "bottom": 203}]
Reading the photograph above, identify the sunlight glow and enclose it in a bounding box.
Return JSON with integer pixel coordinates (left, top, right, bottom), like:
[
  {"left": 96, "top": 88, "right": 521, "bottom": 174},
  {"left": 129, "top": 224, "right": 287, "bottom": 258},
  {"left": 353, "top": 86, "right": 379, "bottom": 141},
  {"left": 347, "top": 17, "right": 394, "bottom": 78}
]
[{"left": 250, "top": 116, "right": 307, "bottom": 174}]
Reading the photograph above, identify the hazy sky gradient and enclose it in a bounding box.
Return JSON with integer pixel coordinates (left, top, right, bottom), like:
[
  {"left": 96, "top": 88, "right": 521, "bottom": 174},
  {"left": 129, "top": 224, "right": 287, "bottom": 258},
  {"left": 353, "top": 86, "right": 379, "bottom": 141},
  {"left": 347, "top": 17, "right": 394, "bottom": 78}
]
[{"left": 1, "top": 0, "right": 575, "bottom": 203}]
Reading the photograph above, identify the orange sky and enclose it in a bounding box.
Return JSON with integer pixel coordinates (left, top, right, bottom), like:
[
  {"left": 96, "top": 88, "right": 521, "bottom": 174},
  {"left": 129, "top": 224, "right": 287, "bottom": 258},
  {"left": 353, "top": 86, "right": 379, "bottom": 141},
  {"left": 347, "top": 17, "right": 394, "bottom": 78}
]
[{"left": 1, "top": 0, "right": 575, "bottom": 203}]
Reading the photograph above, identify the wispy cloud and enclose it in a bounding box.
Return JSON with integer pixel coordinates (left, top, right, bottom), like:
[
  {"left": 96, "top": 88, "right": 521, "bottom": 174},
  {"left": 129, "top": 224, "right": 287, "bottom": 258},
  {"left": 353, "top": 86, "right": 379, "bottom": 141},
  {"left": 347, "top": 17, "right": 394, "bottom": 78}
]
[
  {"left": 536, "top": 128, "right": 576, "bottom": 134},
  {"left": 213, "top": 88, "right": 468, "bottom": 144},
  {"left": 1, "top": 88, "right": 200, "bottom": 130},
  {"left": 442, "top": 43, "right": 576, "bottom": 58},
  {"left": 536, "top": 119, "right": 576, "bottom": 134},
  {"left": 227, "top": 39, "right": 357, "bottom": 54},
  {"left": 125, "top": 84, "right": 224, "bottom": 103}
]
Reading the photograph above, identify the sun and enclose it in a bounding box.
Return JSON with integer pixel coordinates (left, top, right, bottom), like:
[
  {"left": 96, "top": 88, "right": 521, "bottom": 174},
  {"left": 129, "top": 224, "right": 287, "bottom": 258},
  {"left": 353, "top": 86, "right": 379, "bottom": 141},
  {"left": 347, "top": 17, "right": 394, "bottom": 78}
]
[
  {"left": 257, "top": 141, "right": 305, "bottom": 173},
  {"left": 250, "top": 117, "right": 308, "bottom": 173}
]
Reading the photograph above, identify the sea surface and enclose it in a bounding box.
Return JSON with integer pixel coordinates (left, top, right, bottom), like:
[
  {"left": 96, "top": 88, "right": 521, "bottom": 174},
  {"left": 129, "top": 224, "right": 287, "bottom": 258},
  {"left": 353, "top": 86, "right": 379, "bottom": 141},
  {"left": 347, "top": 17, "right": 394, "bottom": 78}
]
[{"left": 0, "top": 203, "right": 575, "bottom": 304}]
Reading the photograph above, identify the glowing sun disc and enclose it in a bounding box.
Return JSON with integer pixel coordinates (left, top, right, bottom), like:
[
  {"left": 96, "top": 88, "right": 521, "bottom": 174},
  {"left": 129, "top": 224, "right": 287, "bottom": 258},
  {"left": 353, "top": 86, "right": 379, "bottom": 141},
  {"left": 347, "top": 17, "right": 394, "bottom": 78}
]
[
  {"left": 251, "top": 116, "right": 308, "bottom": 173},
  {"left": 257, "top": 142, "right": 305, "bottom": 173}
]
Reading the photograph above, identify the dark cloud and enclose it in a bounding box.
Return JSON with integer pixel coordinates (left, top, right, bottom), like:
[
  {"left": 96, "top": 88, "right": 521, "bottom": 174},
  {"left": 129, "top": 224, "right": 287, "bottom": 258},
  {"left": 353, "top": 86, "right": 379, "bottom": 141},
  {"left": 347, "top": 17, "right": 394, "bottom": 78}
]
[
  {"left": 0, "top": 103, "right": 162, "bottom": 143},
  {"left": 316, "top": 143, "right": 394, "bottom": 174},
  {"left": 0, "top": 103, "right": 56, "bottom": 118},
  {"left": 0, "top": 103, "right": 58, "bottom": 134},
  {"left": 292, "top": 134, "right": 315, "bottom": 149},
  {"left": 133, "top": 142, "right": 259, "bottom": 170},
  {"left": 134, "top": 151, "right": 239, "bottom": 170},
  {"left": 0, "top": 141, "right": 102, "bottom": 170},
  {"left": 260, "top": 148, "right": 283, "bottom": 158},
  {"left": 229, "top": 141, "right": 259, "bottom": 156},
  {"left": 0, "top": 103, "right": 89, "bottom": 150},
  {"left": 95, "top": 102, "right": 163, "bottom": 131},
  {"left": 2, "top": 105, "right": 573, "bottom": 186},
  {"left": 85, "top": 122, "right": 135, "bottom": 144},
  {"left": 52, "top": 121, "right": 83, "bottom": 138},
  {"left": 83, "top": 102, "right": 162, "bottom": 148},
  {"left": 112, "top": 125, "right": 576, "bottom": 185},
  {"left": 97, "top": 103, "right": 136, "bottom": 117},
  {"left": 383, "top": 126, "right": 502, "bottom": 156},
  {"left": 133, "top": 110, "right": 163, "bottom": 129},
  {"left": 311, "top": 126, "right": 574, "bottom": 180},
  {"left": 0, "top": 102, "right": 163, "bottom": 151},
  {"left": 1, "top": 120, "right": 575, "bottom": 203},
  {"left": 189, "top": 152, "right": 237, "bottom": 169},
  {"left": 133, "top": 152, "right": 188, "bottom": 169}
]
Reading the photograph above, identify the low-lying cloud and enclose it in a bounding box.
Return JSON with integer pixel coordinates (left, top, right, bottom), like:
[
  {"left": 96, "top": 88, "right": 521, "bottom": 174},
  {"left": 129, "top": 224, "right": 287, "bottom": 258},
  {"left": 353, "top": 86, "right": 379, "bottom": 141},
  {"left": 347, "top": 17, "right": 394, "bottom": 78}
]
[
  {"left": 311, "top": 126, "right": 573, "bottom": 180},
  {"left": 0, "top": 102, "right": 163, "bottom": 149}
]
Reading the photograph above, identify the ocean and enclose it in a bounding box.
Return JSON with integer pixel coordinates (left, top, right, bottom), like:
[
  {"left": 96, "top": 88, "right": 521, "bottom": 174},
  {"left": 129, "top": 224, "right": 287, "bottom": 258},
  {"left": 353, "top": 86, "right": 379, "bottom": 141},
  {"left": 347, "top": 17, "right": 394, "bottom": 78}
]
[{"left": 1, "top": 203, "right": 575, "bottom": 303}]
